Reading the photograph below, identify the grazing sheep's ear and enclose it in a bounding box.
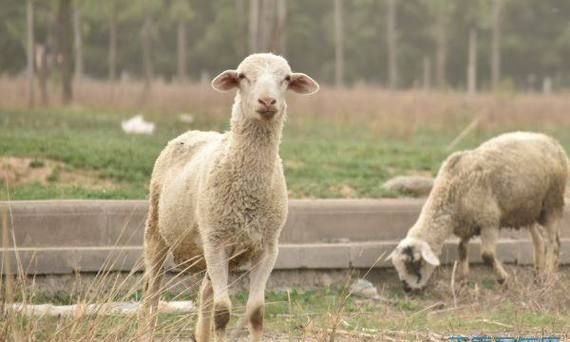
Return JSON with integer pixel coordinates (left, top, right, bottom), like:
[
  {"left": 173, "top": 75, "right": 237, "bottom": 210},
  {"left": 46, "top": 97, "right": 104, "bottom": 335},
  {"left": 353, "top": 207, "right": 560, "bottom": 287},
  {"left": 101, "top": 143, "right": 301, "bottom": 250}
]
[
  {"left": 288, "top": 73, "right": 319, "bottom": 95},
  {"left": 211, "top": 70, "right": 239, "bottom": 92},
  {"left": 420, "top": 244, "right": 440, "bottom": 266}
]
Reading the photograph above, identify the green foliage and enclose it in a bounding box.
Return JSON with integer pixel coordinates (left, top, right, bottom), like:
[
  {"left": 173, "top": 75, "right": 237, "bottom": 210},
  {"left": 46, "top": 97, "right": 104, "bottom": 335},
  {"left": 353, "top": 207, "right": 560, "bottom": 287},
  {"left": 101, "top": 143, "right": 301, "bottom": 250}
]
[
  {"left": 3, "top": 0, "right": 570, "bottom": 87},
  {"left": 481, "top": 277, "right": 496, "bottom": 289},
  {"left": 169, "top": 0, "right": 193, "bottom": 22},
  {"left": 397, "top": 298, "right": 418, "bottom": 311}
]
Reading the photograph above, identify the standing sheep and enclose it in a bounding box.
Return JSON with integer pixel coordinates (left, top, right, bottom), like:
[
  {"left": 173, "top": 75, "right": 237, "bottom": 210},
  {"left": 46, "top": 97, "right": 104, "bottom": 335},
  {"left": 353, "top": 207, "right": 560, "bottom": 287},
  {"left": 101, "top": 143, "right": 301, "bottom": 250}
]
[
  {"left": 389, "top": 132, "right": 567, "bottom": 291},
  {"left": 139, "top": 53, "right": 319, "bottom": 341}
]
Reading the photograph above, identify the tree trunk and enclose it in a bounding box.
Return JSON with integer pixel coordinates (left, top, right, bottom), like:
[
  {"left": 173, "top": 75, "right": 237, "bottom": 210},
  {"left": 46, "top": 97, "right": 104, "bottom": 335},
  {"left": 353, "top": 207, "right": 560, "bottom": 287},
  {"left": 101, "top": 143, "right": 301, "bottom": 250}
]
[
  {"left": 26, "top": 0, "right": 35, "bottom": 108},
  {"left": 37, "top": 44, "right": 49, "bottom": 105},
  {"left": 467, "top": 28, "right": 477, "bottom": 95},
  {"left": 422, "top": 56, "right": 431, "bottom": 90},
  {"left": 177, "top": 20, "right": 187, "bottom": 82},
  {"left": 386, "top": 0, "right": 398, "bottom": 89},
  {"left": 435, "top": 9, "right": 447, "bottom": 89},
  {"left": 259, "top": 0, "right": 276, "bottom": 51},
  {"left": 249, "top": 0, "right": 259, "bottom": 52},
  {"left": 334, "top": 0, "right": 344, "bottom": 87},
  {"left": 271, "top": 0, "right": 287, "bottom": 54},
  {"left": 236, "top": 0, "right": 247, "bottom": 56},
  {"left": 141, "top": 14, "right": 153, "bottom": 95},
  {"left": 108, "top": 10, "right": 117, "bottom": 82},
  {"left": 57, "top": 0, "right": 73, "bottom": 104},
  {"left": 491, "top": 0, "right": 503, "bottom": 91},
  {"left": 38, "top": 13, "right": 55, "bottom": 106},
  {"left": 73, "top": 6, "right": 83, "bottom": 81}
]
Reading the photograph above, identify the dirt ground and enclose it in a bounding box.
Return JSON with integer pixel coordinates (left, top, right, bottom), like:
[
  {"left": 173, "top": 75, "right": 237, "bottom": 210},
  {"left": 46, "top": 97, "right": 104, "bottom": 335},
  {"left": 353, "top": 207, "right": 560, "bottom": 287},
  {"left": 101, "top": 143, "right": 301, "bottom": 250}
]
[{"left": 0, "top": 156, "right": 115, "bottom": 189}]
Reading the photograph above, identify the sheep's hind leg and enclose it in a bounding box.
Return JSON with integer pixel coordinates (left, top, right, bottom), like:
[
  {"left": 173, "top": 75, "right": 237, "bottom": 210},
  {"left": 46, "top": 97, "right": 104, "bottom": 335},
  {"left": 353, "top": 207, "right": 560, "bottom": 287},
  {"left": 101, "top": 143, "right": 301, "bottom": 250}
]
[
  {"left": 457, "top": 238, "right": 470, "bottom": 281},
  {"left": 543, "top": 210, "right": 562, "bottom": 276},
  {"left": 528, "top": 224, "right": 545, "bottom": 275},
  {"left": 139, "top": 226, "right": 169, "bottom": 340},
  {"left": 480, "top": 227, "right": 509, "bottom": 285},
  {"left": 246, "top": 244, "right": 279, "bottom": 342},
  {"left": 203, "top": 245, "right": 231, "bottom": 342},
  {"left": 195, "top": 274, "right": 214, "bottom": 342}
]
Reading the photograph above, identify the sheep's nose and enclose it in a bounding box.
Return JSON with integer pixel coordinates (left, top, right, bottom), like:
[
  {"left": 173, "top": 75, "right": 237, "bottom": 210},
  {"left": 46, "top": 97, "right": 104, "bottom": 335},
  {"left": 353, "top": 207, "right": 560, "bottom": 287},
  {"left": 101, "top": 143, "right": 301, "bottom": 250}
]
[{"left": 257, "top": 97, "right": 277, "bottom": 107}]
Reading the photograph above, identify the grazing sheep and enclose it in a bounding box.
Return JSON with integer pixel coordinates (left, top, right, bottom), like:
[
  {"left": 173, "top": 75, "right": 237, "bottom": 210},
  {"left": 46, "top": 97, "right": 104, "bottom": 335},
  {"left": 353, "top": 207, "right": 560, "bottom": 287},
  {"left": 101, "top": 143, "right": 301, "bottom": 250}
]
[
  {"left": 138, "top": 53, "right": 318, "bottom": 342},
  {"left": 389, "top": 132, "right": 567, "bottom": 291}
]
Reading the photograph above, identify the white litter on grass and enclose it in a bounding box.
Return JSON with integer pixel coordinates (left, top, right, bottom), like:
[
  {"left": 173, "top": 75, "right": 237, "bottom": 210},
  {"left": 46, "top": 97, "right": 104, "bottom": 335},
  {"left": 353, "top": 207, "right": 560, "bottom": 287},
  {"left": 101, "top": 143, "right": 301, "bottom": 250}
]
[
  {"left": 7, "top": 300, "right": 194, "bottom": 317},
  {"left": 350, "top": 278, "right": 381, "bottom": 300},
  {"left": 121, "top": 114, "right": 156, "bottom": 135},
  {"left": 178, "top": 113, "right": 195, "bottom": 124}
]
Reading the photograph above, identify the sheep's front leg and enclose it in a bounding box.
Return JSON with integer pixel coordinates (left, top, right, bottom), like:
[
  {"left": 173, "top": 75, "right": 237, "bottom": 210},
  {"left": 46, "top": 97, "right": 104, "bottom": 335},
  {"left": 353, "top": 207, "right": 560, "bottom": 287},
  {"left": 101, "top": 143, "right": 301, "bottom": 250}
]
[
  {"left": 457, "top": 238, "right": 470, "bottom": 280},
  {"left": 528, "top": 224, "right": 545, "bottom": 274},
  {"left": 543, "top": 211, "right": 562, "bottom": 275},
  {"left": 480, "top": 228, "right": 509, "bottom": 284},
  {"left": 203, "top": 246, "right": 231, "bottom": 342},
  {"left": 195, "top": 275, "right": 214, "bottom": 342},
  {"left": 246, "top": 244, "right": 278, "bottom": 342}
]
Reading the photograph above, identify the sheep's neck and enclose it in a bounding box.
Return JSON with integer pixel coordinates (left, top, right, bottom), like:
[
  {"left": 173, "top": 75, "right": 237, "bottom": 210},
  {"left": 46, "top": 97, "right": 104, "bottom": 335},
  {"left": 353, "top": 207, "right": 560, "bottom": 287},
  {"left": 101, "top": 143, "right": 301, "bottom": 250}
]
[
  {"left": 408, "top": 195, "right": 456, "bottom": 256},
  {"left": 226, "top": 107, "right": 283, "bottom": 185}
]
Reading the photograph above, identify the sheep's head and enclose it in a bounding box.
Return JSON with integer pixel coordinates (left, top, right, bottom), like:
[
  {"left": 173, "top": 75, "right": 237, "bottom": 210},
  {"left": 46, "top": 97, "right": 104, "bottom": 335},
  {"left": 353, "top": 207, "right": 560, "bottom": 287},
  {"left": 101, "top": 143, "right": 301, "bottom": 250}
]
[
  {"left": 211, "top": 53, "right": 319, "bottom": 121},
  {"left": 389, "top": 237, "right": 440, "bottom": 292}
]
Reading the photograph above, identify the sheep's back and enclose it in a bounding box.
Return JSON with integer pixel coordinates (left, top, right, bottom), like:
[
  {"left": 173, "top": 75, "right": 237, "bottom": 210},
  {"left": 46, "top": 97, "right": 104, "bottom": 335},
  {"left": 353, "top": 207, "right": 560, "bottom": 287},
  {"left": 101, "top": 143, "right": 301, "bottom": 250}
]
[{"left": 445, "top": 132, "right": 567, "bottom": 234}]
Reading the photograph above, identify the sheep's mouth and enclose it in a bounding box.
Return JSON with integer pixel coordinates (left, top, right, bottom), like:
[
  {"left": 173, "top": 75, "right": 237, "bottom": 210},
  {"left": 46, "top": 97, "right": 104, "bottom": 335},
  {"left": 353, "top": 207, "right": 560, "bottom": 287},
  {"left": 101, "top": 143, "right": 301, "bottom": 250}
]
[
  {"left": 401, "top": 280, "right": 424, "bottom": 293},
  {"left": 256, "top": 109, "right": 278, "bottom": 119}
]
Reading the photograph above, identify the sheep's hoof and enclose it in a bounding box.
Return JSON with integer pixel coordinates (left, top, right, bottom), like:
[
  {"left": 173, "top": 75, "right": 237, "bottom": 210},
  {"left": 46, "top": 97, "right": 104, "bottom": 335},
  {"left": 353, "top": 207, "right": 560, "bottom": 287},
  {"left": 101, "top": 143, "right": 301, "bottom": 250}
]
[
  {"left": 457, "top": 277, "right": 471, "bottom": 288},
  {"left": 534, "top": 271, "right": 547, "bottom": 285},
  {"left": 535, "top": 272, "right": 559, "bottom": 285},
  {"left": 496, "top": 277, "right": 509, "bottom": 288},
  {"left": 456, "top": 271, "right": 470, "bottom": 283}
]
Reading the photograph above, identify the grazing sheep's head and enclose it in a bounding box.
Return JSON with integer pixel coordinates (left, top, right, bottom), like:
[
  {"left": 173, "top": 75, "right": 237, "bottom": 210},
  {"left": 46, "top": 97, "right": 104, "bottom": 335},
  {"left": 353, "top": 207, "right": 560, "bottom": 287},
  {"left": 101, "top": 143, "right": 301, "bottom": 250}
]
[
  {"left": 388, "top": 237, "right": 440, "bottom": 292},
  {"left": 211, "top": 53, "right": 319, "bottom": 121}
]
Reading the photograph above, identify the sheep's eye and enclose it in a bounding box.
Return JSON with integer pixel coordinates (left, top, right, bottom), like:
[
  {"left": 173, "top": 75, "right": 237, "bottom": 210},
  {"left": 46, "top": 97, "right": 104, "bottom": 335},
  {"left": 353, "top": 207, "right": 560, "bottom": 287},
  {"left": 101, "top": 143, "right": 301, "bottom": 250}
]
[
  {"left": 238, "top": 73, "right": 246, "bottom": 80},
  {"left": 284, "top": 75, "right": 291, "bottom": 82}
]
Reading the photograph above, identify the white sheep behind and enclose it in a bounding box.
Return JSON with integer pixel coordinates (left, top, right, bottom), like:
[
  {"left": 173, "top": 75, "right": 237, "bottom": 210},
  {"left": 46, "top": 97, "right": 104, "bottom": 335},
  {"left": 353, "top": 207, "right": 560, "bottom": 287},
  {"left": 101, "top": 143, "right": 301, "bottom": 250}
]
[
  {"left": 389, "top": 132, "right": 567, "bottom": 291},
  {"left": 139, "top": 53, "right": 319, "bottom": 342}
]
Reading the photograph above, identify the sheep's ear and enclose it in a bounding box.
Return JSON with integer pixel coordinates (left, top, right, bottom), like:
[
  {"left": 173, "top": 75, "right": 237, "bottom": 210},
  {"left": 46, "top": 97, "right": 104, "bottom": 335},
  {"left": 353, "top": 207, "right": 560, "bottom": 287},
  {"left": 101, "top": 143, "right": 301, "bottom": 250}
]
[
  {"left": 420, "top": 244, "right": 440, "bottom": 266},
  {"left": 211, "top": 70, "right": 239, "bottom": 92},
  {"left": 288, "top": 73, "right": 319, "bottom": 95}
]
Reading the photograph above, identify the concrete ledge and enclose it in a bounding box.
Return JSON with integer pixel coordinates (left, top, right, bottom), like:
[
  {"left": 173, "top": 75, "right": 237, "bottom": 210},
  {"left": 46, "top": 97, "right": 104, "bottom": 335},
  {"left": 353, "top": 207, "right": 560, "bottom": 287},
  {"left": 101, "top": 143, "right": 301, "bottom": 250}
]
[
  {"left": 3, "top": 240, "right": 569, "bottom": 274},
  {"left": 1, "top": 200, "right": 569, "bottom": 274}
]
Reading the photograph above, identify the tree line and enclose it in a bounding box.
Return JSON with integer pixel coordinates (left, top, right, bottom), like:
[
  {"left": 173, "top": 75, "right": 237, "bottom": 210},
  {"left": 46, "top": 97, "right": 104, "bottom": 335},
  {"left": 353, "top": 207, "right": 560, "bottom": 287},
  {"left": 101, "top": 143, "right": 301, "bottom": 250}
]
[{"left": 1, "top": 0, "right": 569, "bottom": 105}]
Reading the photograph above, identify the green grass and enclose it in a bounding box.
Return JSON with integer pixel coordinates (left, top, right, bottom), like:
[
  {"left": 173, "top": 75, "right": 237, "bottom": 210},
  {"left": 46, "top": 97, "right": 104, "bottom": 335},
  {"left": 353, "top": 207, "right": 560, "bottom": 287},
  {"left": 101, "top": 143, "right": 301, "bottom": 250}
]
[{"left": 3, "top": 108, "right": 570, "bottom": 200}]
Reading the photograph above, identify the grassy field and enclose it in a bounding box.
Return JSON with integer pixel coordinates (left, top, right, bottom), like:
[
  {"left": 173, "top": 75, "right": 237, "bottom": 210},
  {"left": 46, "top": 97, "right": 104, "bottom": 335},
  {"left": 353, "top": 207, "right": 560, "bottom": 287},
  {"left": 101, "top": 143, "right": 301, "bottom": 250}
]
[
  {"left": 3, "top": 84, "right": 570, "bottom": 200},
  {"left": 0, "top": 107, "right": 454, "bottom": 200},
  {"left": 3, "top": 266, "right": 569, "bottom": 341},
  {"left": 2, "top": 82, "right": 570, "bottom": 340}
]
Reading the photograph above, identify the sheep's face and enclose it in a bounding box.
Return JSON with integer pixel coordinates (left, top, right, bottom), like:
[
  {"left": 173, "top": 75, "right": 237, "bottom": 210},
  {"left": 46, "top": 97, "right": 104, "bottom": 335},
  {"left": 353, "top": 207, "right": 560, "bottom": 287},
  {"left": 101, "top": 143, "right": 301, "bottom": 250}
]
[
  {"left": 211, "top": 53, "right": 319, "bottom": 121},
  {"left": 389, "top": 237, "right": 440, "bottom": 292}
]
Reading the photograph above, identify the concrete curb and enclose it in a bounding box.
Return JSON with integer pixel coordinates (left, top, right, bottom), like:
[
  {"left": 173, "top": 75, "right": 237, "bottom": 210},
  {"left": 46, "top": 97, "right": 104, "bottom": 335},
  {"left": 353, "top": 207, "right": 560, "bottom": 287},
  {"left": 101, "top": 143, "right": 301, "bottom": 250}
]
[{"left": 1, "top": 200, "right": 569, "bottom": 274}]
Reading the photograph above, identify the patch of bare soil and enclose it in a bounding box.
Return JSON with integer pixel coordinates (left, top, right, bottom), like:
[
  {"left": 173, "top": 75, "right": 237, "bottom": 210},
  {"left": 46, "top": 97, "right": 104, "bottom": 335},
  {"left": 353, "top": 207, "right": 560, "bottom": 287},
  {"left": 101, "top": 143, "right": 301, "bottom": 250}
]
[{"left": 0, "top": 156, "right": 116, "bottom": 189}]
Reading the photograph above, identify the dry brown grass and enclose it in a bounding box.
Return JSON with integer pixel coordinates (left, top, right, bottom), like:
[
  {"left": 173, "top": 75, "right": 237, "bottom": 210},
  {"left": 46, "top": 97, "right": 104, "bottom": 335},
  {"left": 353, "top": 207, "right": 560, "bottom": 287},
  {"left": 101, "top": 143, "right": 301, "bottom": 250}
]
[{"left": 3, "top": 77, "right": 570, "bottom": 135}]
